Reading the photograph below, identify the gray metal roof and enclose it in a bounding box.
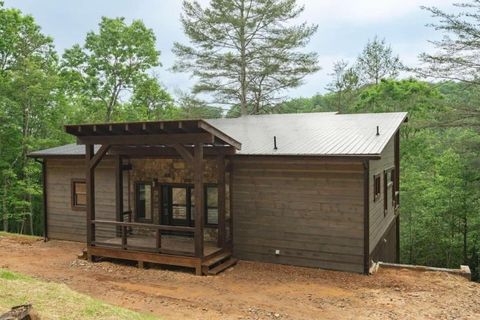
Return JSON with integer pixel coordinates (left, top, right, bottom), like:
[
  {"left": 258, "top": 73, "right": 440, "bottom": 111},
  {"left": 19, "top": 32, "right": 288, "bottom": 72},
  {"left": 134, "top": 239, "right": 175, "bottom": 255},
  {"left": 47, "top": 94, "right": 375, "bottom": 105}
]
[{"left": 29, "top": 112, "right": 407, "bottom": 158}]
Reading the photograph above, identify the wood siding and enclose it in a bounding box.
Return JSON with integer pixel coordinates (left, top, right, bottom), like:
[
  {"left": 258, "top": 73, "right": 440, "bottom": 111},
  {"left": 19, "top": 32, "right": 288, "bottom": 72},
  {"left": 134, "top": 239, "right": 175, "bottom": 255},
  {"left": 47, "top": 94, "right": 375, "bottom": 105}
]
[
  {"left": 231, "top": 157, "right": 365, "bottom": 273},
  {"left": 46, "top": 159, "right": 117, "bottom": 242},
  {"left": 369, "top": 136, "right": 397, "bottom": 255}
]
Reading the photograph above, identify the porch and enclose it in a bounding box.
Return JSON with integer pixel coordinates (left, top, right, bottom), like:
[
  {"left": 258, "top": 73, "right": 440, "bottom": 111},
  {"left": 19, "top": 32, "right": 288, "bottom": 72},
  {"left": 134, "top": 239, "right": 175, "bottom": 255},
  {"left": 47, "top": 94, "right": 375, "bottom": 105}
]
[{"left": 65, "top": 120, "right": 241, "bottom": 275}]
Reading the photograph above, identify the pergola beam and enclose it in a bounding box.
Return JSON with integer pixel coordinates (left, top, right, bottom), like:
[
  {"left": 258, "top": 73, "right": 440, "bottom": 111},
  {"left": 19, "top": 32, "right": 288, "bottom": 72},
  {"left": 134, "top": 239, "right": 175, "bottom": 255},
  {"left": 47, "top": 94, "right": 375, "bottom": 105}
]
[
  {"left": 173, "top": 144, "right": 194, "bottom": 165},
  {"left": 109, "top": 145, "right": 236, "bottom": 157},
  {"left": 89, "top": 144, "right": 110, "bottom": 169},
  {"left": 77, "top": 133, "right": 214, "bottom": 145}
]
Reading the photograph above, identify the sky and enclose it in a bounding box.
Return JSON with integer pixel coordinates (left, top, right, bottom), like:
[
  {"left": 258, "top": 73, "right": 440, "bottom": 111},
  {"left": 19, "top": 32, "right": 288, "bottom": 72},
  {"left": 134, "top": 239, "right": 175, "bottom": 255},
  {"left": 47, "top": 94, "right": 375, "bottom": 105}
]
[{"left": 4, "top": 0, "right": 455, "bottom": 100}]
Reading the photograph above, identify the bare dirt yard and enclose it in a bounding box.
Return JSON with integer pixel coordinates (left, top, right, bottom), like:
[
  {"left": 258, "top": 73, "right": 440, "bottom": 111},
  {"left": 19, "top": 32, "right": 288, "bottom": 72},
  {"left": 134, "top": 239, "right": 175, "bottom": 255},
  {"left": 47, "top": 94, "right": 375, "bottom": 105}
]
[{"left": 0, "top": 234, "right": 478, "bottom": 320}]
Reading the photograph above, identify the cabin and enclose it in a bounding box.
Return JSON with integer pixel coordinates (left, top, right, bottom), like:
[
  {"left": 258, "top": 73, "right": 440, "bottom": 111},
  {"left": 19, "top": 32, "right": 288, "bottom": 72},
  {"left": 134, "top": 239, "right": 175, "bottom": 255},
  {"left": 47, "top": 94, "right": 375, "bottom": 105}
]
[{"left": 28, "top": 112, "right": 407, "bottom": 275}]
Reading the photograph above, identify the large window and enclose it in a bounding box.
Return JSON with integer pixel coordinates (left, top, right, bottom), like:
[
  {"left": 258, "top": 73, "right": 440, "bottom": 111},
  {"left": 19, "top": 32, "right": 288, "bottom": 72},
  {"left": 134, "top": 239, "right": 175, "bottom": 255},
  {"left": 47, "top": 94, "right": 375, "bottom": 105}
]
[
  {"left": 135, "top": 182, "right": 152, "bottom": 222},
  {"left": 71, "top": 179, "right": 86, "bottom": 210}
]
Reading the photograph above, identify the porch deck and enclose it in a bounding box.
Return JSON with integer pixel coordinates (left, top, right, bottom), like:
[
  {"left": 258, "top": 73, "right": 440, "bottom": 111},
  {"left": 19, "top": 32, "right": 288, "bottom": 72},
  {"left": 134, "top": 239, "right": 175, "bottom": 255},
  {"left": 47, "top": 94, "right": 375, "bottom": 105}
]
[{"left": 101, "top": 234, "right": 221, "bottom": 256}]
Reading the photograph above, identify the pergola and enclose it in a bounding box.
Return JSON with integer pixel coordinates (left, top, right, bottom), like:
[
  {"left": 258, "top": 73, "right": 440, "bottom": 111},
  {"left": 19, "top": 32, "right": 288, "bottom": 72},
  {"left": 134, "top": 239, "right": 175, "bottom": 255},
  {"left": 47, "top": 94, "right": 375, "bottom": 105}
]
[{"left": 65, "top": 119, "right": 241, "bottom": 275}]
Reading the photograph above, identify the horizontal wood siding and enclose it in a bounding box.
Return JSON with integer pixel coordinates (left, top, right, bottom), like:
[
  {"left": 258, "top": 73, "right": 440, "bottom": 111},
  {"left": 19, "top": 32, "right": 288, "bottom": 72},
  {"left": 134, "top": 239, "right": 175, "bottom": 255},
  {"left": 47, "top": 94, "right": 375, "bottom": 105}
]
[
  {"left": 369, "top": 136, "right": 396, "bottom": 254},
  {"left": 231, "top": 157, "right": 365, "bottom": 273},
  {"left": 46, "top": 159, "right": 116, "bottom": 242}
]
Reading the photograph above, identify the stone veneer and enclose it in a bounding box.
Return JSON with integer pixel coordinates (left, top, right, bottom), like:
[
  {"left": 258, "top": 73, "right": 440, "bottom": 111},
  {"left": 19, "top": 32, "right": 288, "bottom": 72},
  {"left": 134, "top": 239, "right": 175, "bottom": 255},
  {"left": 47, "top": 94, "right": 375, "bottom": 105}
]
[{"left": 127, "top": 158, "right": 230, "bottom": 242}]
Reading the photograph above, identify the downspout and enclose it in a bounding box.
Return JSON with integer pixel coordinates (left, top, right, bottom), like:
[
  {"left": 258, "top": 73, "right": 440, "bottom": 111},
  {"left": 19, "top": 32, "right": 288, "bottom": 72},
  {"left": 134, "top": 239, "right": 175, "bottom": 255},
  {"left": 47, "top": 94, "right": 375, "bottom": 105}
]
[
  {"left": 363, "top": 159, "right": 370, "bottom": 274},
  {"left": 34, "top": 158, "right": 48, "bottom": 242}
]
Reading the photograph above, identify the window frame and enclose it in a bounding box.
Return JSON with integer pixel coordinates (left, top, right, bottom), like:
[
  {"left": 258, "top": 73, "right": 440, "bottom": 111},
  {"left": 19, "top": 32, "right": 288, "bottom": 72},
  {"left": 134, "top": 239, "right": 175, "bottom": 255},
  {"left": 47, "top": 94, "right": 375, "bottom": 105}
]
[
  {"left": 134, "top": 181, "right": 154, "bottom": 223},
  {"left": 391, "top": 168, "right": 397, "bottom": 207},
  {"left": 71, "top": 179, "right": 87, "bottom": 211},
  {"left": 204, "top": 184, "right": 219, "bottom": 227},
  {"left": 373, "top": 174, "right": 381, "bottom": 202}
]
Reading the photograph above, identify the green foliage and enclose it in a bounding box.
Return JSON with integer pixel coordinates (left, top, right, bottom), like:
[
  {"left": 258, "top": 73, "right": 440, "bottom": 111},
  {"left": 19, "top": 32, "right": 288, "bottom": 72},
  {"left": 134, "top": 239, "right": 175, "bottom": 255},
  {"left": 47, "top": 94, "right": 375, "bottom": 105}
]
[
  {"left": 173, "top": 0, "right": 319, "bottom": 115},
  {"left": 356, "top": 36, "right": 402, "bottom": 85},
  {"left": 418, "top": 1, "right": 480, "bottom": 129},
  {"left": 61, "top": 17, "right": 160, "bottom": 122},
  {"left": 175, "top": 91, "right": 224, "bottom": 119},
  {"left": 325, "top": 60, "right": 359, "bottom": 112},
  {"left": 0, "top": 3, "right": 66, "bottom": 234}
]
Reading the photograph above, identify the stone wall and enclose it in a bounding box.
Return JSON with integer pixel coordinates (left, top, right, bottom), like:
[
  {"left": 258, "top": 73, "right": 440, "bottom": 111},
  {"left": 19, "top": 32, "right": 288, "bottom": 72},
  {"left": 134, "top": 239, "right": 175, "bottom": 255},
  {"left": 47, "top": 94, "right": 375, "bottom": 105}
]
[{"left": 127, "top": 158, "right": 222, "bottom": 241}]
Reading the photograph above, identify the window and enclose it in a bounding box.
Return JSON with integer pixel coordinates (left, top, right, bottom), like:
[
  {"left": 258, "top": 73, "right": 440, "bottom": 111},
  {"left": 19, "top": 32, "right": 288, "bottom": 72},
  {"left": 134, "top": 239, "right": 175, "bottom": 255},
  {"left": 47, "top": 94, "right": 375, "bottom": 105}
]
[
  {"left": 384, "top": 171, "right": 388, "bottom": 215},
  {"left": 135, "top": 182, "right": 152, "bottom": 222},
  {"left": 205, "top": 186, "right": 218, "bottom": 225},
  {"left": 72, "top": 179, "right": 86, "bottom": 210},
  {"left": 373, "top": 174, "right": 381, "bottom": 202},
  {"left": 391, "top": 168, "right": 396, "bottom": 207}
]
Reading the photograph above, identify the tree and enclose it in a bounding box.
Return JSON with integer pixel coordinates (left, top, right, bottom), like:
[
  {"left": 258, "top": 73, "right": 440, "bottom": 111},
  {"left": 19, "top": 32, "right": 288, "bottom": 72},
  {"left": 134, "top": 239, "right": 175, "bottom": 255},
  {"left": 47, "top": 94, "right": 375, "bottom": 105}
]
[
  {"left": 325, "top": 60, "right": 359, "bottom": 112},
  {"left": 173, "top": 0, "right": 319, "bottom": 116},
  {"left": 176, "top": 91, "right": 224, "bottom": 119},
  {"left": 417, "top": 1, "right": 480, "bottom": 129},
  {"left": 62, "top": 17, "right": 160, "bottom": 122},
  {"left": 125, "top": 76, "right": 176, "bottom": 121},
  {"left": 356, "top": 36, "right": 402, "bottom": 85},
  {"left": 0, "top": 3, "right": 65, "bottom": 233}
]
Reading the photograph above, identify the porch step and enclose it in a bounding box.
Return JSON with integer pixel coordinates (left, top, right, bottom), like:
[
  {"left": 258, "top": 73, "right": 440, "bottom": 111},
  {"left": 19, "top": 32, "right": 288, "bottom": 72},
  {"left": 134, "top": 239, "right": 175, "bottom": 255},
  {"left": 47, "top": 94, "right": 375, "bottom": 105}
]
[
  {"left": 207, "top": 258, "right": 238, "bottom": 275},
  {"left": 201, "top": 251, "right": 231, "bottom": 268}
]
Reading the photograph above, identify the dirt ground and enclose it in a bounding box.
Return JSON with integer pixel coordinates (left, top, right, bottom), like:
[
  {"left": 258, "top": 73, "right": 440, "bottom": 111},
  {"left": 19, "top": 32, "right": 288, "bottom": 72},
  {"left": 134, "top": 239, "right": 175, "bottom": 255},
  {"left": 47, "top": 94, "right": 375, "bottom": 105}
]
[{"left": 0, "top": 235, "right": 478, "bottom": 320}]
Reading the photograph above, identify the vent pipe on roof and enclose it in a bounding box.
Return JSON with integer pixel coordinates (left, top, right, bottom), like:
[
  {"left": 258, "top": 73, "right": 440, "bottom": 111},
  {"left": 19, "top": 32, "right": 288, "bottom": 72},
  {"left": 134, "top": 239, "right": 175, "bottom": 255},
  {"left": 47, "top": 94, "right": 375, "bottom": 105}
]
[
  {"left": 376, "top": 126, "right": 380, "bottom": 136},
  {"left": 273, "top": 136, "right": 278, "bottom": 150}
]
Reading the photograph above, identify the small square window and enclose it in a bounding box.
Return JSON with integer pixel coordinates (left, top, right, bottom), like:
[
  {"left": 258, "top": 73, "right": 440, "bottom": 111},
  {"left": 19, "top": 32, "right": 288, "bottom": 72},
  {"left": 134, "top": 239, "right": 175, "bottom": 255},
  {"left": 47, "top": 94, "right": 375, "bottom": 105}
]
[{"left": 72, "top": 179, "right": 86, "bottom": 210}]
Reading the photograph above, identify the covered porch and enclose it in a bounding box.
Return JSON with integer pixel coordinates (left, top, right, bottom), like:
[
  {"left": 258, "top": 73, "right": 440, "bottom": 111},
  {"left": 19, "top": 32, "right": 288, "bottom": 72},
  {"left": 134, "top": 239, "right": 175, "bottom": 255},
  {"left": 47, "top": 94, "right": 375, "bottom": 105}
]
[{"left": 65, "top": 120, "right": 241, "bottom": 275}]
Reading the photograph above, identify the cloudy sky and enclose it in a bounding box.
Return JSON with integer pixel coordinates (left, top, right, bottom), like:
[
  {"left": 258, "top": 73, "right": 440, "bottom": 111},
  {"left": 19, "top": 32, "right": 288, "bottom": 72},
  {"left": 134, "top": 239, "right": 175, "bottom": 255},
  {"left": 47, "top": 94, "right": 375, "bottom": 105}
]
[{"left": 4, "top": 0, "right": 454, "bottom": 99}]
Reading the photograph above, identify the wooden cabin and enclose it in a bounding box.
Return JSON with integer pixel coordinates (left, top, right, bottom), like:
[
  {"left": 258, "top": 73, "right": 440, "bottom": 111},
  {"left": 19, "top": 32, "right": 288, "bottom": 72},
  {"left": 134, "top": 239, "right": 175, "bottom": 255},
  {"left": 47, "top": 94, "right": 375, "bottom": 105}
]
[{"left": 29, "top": 112, "right": 407, "bottom": 275}]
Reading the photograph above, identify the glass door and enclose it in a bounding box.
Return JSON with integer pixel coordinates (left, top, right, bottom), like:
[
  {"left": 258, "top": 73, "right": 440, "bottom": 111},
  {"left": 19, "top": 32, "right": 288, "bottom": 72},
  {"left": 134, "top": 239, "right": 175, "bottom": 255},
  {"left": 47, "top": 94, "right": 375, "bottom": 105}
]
[{"left": 161, "top": 185, "right": 195, "bottom": 227}]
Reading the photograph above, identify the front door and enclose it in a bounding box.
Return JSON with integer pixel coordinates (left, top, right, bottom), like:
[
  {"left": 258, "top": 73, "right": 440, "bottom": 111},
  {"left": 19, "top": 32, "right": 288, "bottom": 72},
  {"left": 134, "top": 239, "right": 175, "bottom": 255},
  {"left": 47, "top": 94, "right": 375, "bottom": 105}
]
[{"left": 161, "top": 185, "right": 195, "bottom": 227}]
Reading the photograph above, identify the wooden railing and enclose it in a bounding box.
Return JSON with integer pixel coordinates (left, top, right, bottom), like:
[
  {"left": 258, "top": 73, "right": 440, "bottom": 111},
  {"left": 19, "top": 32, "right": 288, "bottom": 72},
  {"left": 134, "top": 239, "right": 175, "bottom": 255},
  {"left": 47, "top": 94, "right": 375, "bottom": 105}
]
[{"left": 91, "top": 220, "right": 196, "bottom": 257}]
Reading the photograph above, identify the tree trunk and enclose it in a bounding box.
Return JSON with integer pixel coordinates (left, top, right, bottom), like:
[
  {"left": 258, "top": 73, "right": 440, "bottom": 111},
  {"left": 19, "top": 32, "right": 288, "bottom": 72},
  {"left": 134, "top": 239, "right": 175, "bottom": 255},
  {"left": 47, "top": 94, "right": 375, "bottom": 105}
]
[{"left": 239, "top": 0, "right": 248, "bottom": 116}]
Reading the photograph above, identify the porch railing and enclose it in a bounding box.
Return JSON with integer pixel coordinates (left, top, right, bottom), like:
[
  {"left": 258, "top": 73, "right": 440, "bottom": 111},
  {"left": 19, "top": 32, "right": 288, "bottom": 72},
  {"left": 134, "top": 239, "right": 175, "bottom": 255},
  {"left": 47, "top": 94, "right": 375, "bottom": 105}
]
[{"left": 91, "top": 220, "right": 196, "bottom": 257}]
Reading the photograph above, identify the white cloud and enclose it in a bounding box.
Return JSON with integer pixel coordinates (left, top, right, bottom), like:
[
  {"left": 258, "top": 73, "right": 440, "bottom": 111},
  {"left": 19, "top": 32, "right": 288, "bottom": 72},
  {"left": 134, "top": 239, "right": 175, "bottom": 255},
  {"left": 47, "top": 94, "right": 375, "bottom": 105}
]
[{"left": 300, "top": 0, "right": 452, "bottom": 24}]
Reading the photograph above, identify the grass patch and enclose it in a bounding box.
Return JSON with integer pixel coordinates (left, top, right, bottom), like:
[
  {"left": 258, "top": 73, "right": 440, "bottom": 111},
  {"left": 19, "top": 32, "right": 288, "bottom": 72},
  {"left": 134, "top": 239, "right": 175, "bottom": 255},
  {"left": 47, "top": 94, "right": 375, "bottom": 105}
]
[{"left": 0, "top": 269, "right": 159, "bottom": 320}]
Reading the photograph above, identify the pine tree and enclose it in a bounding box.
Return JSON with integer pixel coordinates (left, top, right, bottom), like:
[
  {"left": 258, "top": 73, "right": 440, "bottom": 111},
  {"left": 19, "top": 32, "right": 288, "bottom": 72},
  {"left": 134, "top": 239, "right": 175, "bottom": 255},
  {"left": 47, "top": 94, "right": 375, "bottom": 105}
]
[{"left": 173, "top": 0, "right": 319, "bottom": 115}]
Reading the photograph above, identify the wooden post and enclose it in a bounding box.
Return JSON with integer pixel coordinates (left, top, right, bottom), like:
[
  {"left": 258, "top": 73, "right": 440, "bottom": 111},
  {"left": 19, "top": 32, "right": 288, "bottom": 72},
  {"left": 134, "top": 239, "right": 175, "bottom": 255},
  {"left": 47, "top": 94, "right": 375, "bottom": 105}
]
[
  {"left": 115, "top": 155, "right": 123, "bottom": 236},
  {"left": 85, "top": 144, "right": 95, "bottom": 247},
  {"left": 217, "top": 155, "right": 226, "bottom": 248},
  {"left": 41, "top": 159, "right": 48, "bottom": 242},
  {"left": 394, "top": 130, "right": 400, "bottom": 263},
  {"left": 194, "top": 143, "right": 204, "bottom": 258}
]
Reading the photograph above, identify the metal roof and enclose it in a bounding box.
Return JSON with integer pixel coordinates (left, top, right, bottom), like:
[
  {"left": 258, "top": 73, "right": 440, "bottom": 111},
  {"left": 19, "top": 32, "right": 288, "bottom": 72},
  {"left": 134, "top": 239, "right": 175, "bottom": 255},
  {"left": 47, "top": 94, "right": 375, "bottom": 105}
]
[{"left": 29, "top": 112, "right": 407, "bottom": 158}]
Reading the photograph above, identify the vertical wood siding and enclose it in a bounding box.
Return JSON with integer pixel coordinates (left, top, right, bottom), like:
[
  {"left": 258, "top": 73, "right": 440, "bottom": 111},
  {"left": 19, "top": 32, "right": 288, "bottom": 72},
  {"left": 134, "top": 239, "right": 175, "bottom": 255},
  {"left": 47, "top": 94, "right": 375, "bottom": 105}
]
[
  {"left": 46, "top": 159, "right": 116, "bottom": 242},
  {"left": 369, "top": 136, "right": 396, "bottom": 254},
  {"left": 231, "top": 157, "right": 365, "bottom": 273}
]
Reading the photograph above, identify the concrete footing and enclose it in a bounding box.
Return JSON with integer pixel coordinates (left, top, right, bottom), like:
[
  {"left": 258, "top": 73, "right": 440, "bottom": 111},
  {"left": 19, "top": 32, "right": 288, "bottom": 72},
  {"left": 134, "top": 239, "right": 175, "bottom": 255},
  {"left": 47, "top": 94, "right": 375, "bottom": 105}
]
[{"left": 371, "top": 262, "right": 471, "bottom": 281}]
